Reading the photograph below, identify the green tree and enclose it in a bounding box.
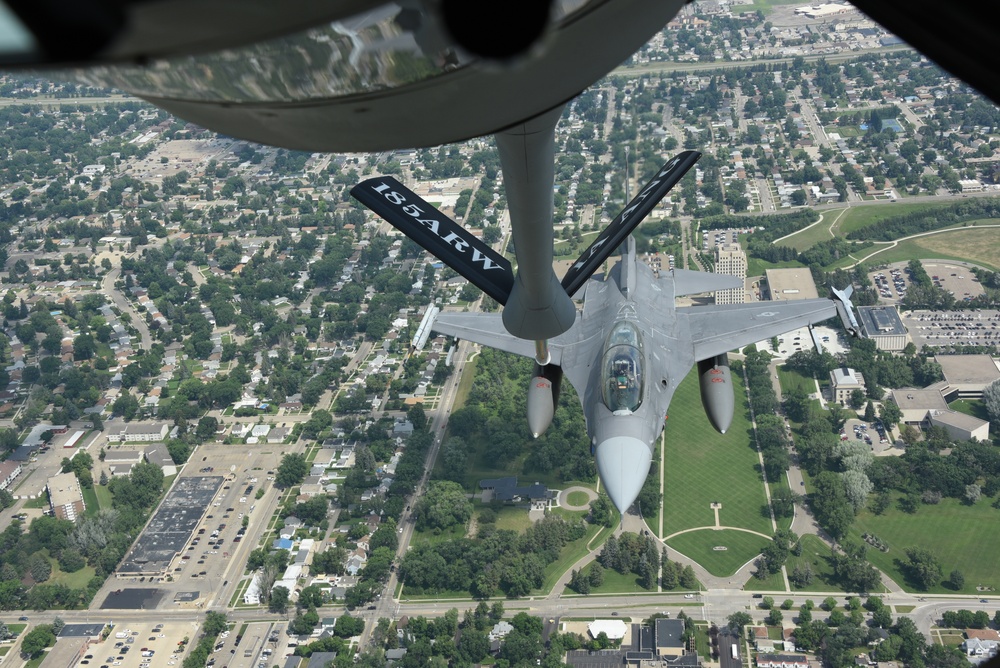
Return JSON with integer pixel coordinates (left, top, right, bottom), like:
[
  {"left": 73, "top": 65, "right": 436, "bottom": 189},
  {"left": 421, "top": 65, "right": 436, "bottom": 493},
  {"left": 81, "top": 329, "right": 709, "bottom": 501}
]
[
  {"left": 904, "top": 547, "right": 942, "bottom": 590},
  {"left": 269, "top": 585, "right": 290, "bottom": 613},
  {"left": 20, "top": 625, "right": 56, "bottom": 658},
  {"left": 275, "top": 453, "right": 309, "bottom": 489}
]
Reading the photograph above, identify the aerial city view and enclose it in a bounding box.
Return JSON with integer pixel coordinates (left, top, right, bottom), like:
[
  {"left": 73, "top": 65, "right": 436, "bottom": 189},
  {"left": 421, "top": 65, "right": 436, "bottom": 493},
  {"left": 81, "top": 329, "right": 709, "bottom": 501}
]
[{"left": 1, "top": 1, "right": 1000, "bottom": 668}]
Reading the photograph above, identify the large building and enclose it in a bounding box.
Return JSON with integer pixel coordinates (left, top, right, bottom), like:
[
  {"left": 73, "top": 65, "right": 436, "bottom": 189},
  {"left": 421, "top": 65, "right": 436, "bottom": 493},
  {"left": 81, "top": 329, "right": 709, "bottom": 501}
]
[
  {"left": 830, "top": 367, "right": 865, "bottom": 405},
  {"left": 714, "top": 245, "right": 746, "bottom": 305},
  {"left": 106, "top": 422, "right": 169, "bottom": 443},
  {"left": 0, "top": 460, "right": 23, "bottom": 491},
  {"left": 763, "top": 268, "right": 820, "bottom": 301},
  {"left": 935, "top": 354, "right": 1000, "bottom": 399},
  {"left": 48, "top": 471, "right": 86, "bottom": 522},
  {"left": 889, "top": 387, "right": 990, "bottom": 441},
  {"left": 857, "top": 305, "right": 908, "bottom": 351}
]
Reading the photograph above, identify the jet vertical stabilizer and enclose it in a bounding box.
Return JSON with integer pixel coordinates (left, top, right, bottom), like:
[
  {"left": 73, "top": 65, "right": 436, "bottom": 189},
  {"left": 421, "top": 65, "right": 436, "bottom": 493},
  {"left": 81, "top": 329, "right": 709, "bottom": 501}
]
[
  {"left": 561, "top": 151, "right": 700, "bottom": 298},
  {"left": 831, "top": 285, "right": 860, "bottom": 337}
]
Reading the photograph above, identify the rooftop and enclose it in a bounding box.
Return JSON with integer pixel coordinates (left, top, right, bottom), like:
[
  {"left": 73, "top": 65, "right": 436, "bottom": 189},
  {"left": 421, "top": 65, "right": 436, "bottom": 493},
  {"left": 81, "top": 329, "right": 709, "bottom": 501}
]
[
  {"left": 765, "top": 268, "right": 819, "bottom": 300},
  {"left": 935, "top": 354, "right": 1000, "bottom": 385}
]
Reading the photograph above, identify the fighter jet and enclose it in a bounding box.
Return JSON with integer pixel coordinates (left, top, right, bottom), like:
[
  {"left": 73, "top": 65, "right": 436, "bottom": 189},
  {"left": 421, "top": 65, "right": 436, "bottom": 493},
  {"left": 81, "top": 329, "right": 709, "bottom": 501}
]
[{"left": 353, "top": 151, "right": 859, "bottom": 514}]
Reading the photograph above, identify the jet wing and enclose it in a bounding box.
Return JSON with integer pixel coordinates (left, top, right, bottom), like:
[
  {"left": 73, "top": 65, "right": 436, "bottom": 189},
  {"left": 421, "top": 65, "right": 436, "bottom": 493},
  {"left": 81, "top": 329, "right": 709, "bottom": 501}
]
[
  {"left": 681, "top": 298, "right": 837, "bottom": 361},
  {"left": 431, "top": 312, "right": 571, "bottom": 365}
]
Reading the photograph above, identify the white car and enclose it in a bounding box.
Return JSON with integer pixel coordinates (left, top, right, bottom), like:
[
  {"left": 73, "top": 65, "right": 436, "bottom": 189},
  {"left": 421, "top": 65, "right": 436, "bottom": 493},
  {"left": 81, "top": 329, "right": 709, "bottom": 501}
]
[{"left": 684, "top": 594, "right": 695, "bottom": 599}]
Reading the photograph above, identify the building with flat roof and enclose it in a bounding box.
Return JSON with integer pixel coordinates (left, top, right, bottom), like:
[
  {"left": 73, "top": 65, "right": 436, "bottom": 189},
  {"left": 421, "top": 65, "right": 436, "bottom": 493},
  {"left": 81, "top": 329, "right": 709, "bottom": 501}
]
[
  {"left": 588, "top": 619, "right": 628, "bottom": 641},
  {"left": 715, "top": 245, "right": 747, "bottom": 305},
  {"left": 655, "top": 618, "right": 685, "bottom": 655},
  {"left": 830, "top": 367, "right": 865, "bottom": 405},
  {"left": 890, "top": 388, "right": 949, "bottom": 425},
  {"left": 48, "top": 471, "right": 86, "bottom": 522},
  {"left": 103, "top": 448, "right": 145, "bottom": 476},
  {"left": 764, "top": 268, "right": 819, "bottom": 301},
  {"left": 929, "top": 409, "right": 990, "bottom": 442},
  {"left": 935, "top": 354, "right": 1000, "bottom": 399},
  {"left": 106, "top": 422, "right": 169, "bottom": 442},
  {"left": 857, "top": 305, "right": 908, "bottom": 351}
]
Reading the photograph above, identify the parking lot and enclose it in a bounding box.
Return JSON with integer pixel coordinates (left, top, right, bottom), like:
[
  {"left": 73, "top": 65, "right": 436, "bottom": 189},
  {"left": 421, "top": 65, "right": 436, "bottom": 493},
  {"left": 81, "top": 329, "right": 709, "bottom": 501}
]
[
  {"left": 94, "top": 444, "right": 286, "bottom": 612},
  {"left": 81, "top": 621, "right": 197, "bottom": 668},
  {"left": 841, "top": 418, "right": 892, "bottom": 452},
  {"left": 901, "top": 309, "right": 1000, "bottom": 348},
  {"left": 923, "top": 262, "right": 986, "bottom": 303}
]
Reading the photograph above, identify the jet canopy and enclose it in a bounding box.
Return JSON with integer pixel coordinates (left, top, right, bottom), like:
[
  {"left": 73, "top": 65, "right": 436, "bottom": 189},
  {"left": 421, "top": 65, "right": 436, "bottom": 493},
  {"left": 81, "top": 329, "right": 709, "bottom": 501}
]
[{"left": 601, "top": 321, "right": 644, "bottom": 413}]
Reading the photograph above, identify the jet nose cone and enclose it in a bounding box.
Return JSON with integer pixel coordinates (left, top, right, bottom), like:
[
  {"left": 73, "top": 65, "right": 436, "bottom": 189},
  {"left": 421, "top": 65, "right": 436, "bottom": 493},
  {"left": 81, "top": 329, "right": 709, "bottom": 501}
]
[{"left": 594, "top": 437, "right": 652, "bottom": 514}]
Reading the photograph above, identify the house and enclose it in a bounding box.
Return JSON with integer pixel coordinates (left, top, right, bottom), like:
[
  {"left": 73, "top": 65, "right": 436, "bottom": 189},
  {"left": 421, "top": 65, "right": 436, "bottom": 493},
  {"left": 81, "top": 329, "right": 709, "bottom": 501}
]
[
  {"left": 268, "top": 427, "right": 291, "bottom": 443},
  {"left": 962, "top": 637, "right": 998, "bottom": 657},
  {"left": 143, "top": 442, "right": 178, "bottom": 476},
  {"left": 251, "top": 424, "right": 271, "bottom": 438},
  {"left": 385, "top": 648, "right": 407, "bottom": 663},
  {"left": 490, "top": 622, "right": 514, "bottom": 641}
]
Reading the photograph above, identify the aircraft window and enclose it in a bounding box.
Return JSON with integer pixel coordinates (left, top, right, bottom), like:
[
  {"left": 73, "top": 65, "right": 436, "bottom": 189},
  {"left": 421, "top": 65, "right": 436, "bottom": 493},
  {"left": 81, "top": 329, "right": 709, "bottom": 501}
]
[{"left": 601, "top": 322, "right": 643, "bottom": 413}]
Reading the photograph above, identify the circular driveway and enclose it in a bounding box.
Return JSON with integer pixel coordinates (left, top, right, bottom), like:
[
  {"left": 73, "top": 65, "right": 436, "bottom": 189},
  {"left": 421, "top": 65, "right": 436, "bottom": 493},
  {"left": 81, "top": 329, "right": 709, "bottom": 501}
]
[{"left": 559, "top": 486, "right": 597, "bottom": 510}]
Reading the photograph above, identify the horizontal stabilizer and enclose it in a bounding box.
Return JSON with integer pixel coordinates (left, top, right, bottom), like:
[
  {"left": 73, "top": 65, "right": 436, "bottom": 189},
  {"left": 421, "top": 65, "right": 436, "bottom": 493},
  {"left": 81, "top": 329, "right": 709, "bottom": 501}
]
[
  {"left": 561, "top": 151, "right": 700, "bottom": 297},
  {"left": 432, "top": 312, "right": 565, "bottom": 364},
  {"left": 668, "top": 268, "right": 744, "bottom": 297},
  {"left": 352, "top": 176, "right": 514, "bottom": 304}
]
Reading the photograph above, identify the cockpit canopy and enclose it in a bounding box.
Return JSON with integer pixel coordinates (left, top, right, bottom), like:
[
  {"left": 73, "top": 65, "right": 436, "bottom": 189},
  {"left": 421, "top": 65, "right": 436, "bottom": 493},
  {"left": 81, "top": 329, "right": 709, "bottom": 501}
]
[{"left": 601, "top": 321, "right": 644, "bottom": 413}]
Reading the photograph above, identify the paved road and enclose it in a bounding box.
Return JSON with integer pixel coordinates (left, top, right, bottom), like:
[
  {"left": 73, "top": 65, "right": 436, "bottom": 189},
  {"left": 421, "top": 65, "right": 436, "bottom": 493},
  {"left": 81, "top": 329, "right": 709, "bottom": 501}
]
[{"left": 102, "top": 266, "right": 153, "bottom": 350}]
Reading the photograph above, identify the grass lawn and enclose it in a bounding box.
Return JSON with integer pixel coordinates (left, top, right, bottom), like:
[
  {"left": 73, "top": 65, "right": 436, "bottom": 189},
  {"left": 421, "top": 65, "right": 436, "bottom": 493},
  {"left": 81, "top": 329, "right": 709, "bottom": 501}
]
[
  {"left": 540, "top": 522, "right": 612, "bottom": 594},
  {"left": 662, "top": 369, "right": 772, "bottom": 536},
  {"left": 694, "top": 623, "right": 712, "bottom": 660},
  {"left": 744, "top": 567, "right": 785, "bottom": 592},
  {"left": 581, "top": 563, "right": 655, "bottom": 594},
  {"left": 666, "top": 529, "right": 771, "bottom": 578},
  {"left": 48, "top": 561, "right": 97, "bottom": 589},
  {"left": 450, "top": 354, "right": 478, "bottom": 416},
  {"left": 895, "top": 605, "right": 915, "bottom": 614},
  {"left": 567, "top": 491, "right": 590, "bottom": 507},
  {"left": 777, "top": 365, "right": 815, "bottom": 398},
  {"left": 25, "top": 653, "right": 47, "bottom": 668},
  {"left": 948, "top": 399, "right": 990, "bottom": 422},
  {"left": 409, "top": 522, "right": 467, "bottom": 547},
  {"left": 24, "top": 495, "right": 48, "bottom": 509},
  {"left": 827, "top": 226, "right": 1000, "bottom": 272},
  {"left": 81, "top": 485, "right": 100, "bottom": 516},
  {"left": 731, "top": 0, "right": 802, "bottom": 13},
  {"left": 490, "top": 506, "right": 533, "bottom": 533},
  {"left": 779, "top": 208, "right": 850, "bottom": 253},
  {"left": 833, "top": 200, "right": 971, "bottom": 237},
  {"left": 852, "top": 494, "right": 1000, "bottom": 594},
  {"left": 7, "top": 623, "right": 26, "bottom": 635},
  {"left": 938, "top": 632, "right": 965, "bottom": 646}
]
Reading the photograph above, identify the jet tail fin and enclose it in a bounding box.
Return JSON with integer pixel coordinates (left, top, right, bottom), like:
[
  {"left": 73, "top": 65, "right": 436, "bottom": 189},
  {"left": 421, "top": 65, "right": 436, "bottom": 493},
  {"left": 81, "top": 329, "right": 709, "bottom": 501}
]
[
  {"left": 352, "top": 176, "right": 514, "bottom": 304},
  {"left": 830, "top": 284, "right": 861, "bottom": 337},
  {"left": 560, "top": 151, "right": 700, "bottom": 297}
]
